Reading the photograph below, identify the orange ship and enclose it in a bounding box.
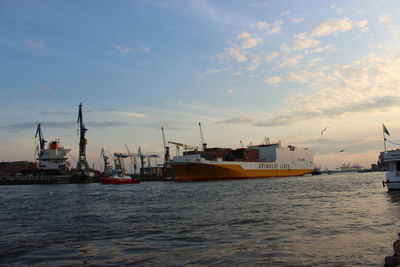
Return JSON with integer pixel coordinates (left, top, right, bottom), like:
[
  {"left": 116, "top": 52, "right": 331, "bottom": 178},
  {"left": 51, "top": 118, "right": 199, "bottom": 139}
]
[{"left": 170, "top": 143, "right": 314, "bottom": 182}]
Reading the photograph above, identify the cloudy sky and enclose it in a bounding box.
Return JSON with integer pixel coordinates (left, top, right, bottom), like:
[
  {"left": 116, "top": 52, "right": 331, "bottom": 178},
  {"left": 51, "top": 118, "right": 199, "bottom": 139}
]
[{"left": 1, "top": 0, "right": 399, "bottom": 169}]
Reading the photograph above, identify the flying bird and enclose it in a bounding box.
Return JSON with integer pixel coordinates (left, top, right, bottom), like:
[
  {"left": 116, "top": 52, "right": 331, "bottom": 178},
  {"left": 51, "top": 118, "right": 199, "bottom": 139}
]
[
  {"left": 338, "top": 149, "right": 345, "bottom": 153},
  {"left": 321, "top": 127, "right": 330, "bottom": 135}
]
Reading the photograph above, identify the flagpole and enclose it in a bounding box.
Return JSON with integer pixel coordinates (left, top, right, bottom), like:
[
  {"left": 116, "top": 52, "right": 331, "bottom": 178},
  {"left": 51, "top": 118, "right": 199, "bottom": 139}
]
[
  {"left": 383, "top": 129, "right": 387, "bottom": 152},
  {"left": 383, "top": 123, "right": 388, "bottom": 152}
]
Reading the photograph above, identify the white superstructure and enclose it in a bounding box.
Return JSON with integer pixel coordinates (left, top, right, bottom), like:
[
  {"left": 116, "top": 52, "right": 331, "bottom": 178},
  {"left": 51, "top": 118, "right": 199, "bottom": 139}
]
[
  {"left": 37, "top": 140, "right": 71, "bottom": 170},
  {"left": 383, "top": 149, "right": 400, "bottom": 190}
]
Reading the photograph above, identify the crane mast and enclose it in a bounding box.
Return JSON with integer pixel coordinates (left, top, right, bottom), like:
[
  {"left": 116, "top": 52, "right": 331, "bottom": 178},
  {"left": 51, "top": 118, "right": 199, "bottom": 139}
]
[
  {"left": 100, "top": 148, "right": 112, "bottom": 174},
  {"left": 125, "top": 144, "right": 136, "bottom": 174},
  {"left": 161, "top": 127, "right": 170, "bottom": 166},
  {"left": 76, "top": 103, "right": 89, "bottom": 174},
  {"left": 35, "top": 123, "right": 47, "bottom": 156},
  {"left": 198, "top": 122, "right": 207, "bottom": 151}
]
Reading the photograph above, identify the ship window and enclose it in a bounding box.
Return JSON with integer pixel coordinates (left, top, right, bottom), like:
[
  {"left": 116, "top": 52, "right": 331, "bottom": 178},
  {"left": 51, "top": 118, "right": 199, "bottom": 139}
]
[{"left": 397, "top": 161, "right": 400, "bottom": 172}]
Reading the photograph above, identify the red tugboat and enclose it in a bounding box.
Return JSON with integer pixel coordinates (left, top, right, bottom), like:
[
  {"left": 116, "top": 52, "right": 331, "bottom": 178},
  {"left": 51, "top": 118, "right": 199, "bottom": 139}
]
[
  {"left": 99, "top": 150, "right": 140, "bottom": 184},
  {"left": 100, "top": 174, "right": 140, "bottom": 184}
]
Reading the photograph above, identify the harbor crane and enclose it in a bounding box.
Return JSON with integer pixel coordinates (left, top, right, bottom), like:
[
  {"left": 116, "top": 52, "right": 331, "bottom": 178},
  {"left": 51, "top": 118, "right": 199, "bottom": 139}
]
[
  {"left": 161, "top": 127, "right": 170, "bottom": 166},
  {"left": 35, "top": 123, "right": 47, "bottom": 156},
  {"left": 125, "top": 145, "right": 137, "bottom": 174},
  {"left": 136, "top": 147, "right": 160, "bottom": 175},
  {"left": 113, "top": 153, "right": 129, "bottom": 175},
  {"left": 76, "top": 103, "right": 89, "bottom": 174},
  {"left": 168, "top": 141, "right": 198, "bottom": 155},
  {"left": 100, "top": 148, "right": 112, "bottom": 174},
  {"left": 198, "top": 122, "right": 207, "bottom": 151}
]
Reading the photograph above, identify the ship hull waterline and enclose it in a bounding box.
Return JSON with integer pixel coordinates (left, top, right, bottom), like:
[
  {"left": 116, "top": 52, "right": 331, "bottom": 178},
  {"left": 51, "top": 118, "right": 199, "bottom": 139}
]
[
  {"left": 99, "top": 177, "right": 140, "bottom": 184},
  {"left": 171, "top": 162, "right": 313, "bottom": 182}
]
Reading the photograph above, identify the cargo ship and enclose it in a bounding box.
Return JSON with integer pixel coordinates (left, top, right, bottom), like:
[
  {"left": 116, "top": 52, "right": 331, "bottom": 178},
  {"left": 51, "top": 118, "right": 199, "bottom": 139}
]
[{"left": 170, "top": 142, "right": 314, "bottom": 182}]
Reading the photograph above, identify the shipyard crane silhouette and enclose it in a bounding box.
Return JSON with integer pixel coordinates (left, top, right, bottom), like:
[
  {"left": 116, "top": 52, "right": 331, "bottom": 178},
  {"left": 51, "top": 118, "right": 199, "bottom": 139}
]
[
  {"left": 113, "top": 152, "right": 129, "bottom": 175},
  {"left": 35, "top": 123, "right": 47, "bottom": 157},
  {"left": 198, "top": 122, "right": 207, "bottom": 151},
  {"left": 76, "top": 103, "right": 90, "bottom": 175},
  {"left": 161, "top": 127, "right": 170, "bottom": 166},
  {"left": 125, "top": 145, "right": 137, "bottom": 174},
  {"left": 100, "top": 148, "right": 112, "bottom": 174},
  {"left": 168, "top": 141, "right": 198, "bottom": 154}
]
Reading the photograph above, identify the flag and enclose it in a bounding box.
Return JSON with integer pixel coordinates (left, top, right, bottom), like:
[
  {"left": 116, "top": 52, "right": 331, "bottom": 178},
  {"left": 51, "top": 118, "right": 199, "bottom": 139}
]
[{"left": 383, "top": 124, "right": 390, "bottom": 136}]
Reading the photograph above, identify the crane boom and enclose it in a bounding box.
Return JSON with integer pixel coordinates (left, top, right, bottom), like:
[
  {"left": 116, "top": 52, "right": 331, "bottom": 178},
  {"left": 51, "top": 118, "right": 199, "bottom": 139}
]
[{"left": 168, "top": 141, "right": 198, "bottom": 151}]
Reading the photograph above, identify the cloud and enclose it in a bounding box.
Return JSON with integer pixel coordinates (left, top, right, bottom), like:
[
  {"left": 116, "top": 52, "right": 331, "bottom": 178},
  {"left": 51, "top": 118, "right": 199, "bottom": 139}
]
[
  {"left": 112, "top": 111, "right": 148, "bottom": 118},
  {"left": 216, "top": 47, "right": 247, "bottom": 63},
  {"left": 277, "top": 54, "right": 304, "bottom": 68},
  {"left": 310, "top": 18, "right": 367, "bottom": 37},
  {"left": 38, "top": 111, "right": 75, "bottom": 116},
  {"left": 0, "top": 121, "right": 75, "bottom": 132},
  {"left": 264, "top": 76, "right": 282, "bottom": 84},
  {"left": 87, "top": 121, "right": 133, "bottom": 128},
  {"left": 253, "top": 95, "right": 400, "bottom": 127},
  {"left": 41, "top": 86, "right": 53, "bottom": 92},
  {"left": 308, "top": 45, "right": 332, "bottom": 54},
  {"left": 236, "top": 32, "right": 263, "bottom": 49},
  {"left": 281, "top": 32, "right": 320, "bottom": 51},
  {"left": 245, "top": 55, "right": 264, "bottom": 71},
  {"left": 252, "top": 20, "right": 284, "bottom": 34},
  {"left": 330, "top": 4, "right": 344, "bottom": 15},
  {"left": 204, "top": 68, "right": 224, "bottom": 74},
  {"left": 292, "top": 17, "right": 305, "bottom": 24},
  {"left": 266, "top": 52, "right": 279, "bottom": 62},
  {"left": 112, "top": 45, "right": 133, "bottom": 54},
  {"left": 215, "top": 115, "right": 254, "bottom": 124},
  {"left": 378, "top": 14, "right": 391, "bottom": 23},
  {"left": 139, "top": 45, "right": 151, "bottom": 53},
  {"left": 286, "top": 70, "right": 327, "bottom": 83},
  {"left": 25, "top": 39, "right": 46, "bottom": 49}
]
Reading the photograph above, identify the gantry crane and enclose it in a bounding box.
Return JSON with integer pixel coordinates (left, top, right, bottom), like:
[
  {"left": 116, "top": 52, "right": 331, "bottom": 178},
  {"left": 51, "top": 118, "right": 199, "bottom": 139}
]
[
  {"left": 125, "top": 144, "right": 137, "bottom": 174},
  {"left": 100, "top": 148, "right": 112, "bottom": 174}
]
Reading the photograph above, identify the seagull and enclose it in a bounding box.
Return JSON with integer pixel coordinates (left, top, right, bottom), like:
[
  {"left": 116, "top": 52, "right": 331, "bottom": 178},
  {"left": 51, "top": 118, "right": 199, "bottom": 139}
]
[{"left": 321, "top": 127, "right": 330, "bottom": 135}]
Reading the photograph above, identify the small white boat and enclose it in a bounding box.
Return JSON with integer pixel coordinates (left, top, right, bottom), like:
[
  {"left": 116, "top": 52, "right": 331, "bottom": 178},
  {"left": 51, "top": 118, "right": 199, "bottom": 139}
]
[{"left": 383, "top": 149, "right": 400, "bottom": 190}]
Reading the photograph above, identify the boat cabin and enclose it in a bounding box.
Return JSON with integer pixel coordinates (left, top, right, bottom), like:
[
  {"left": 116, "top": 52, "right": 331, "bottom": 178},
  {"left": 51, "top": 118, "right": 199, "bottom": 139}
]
[{"left": 383, "top": 149, "right": 400, "bottom": 190}]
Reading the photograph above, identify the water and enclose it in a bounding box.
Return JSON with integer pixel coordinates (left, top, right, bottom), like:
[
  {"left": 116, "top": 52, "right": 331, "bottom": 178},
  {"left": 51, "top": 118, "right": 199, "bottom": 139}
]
[{"left": 0, "top": 172, "right": 398, "bottom": 266}]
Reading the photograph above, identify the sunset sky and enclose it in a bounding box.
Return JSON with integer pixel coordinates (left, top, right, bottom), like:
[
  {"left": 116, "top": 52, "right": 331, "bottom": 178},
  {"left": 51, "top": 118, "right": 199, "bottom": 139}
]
[{"left": 1, "top": 0, "right": 399, "bottom": 170}]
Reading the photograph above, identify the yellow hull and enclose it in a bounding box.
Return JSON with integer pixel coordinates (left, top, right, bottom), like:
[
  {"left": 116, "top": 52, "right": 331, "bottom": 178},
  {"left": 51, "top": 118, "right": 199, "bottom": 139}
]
[{"left": 171, "top": 162, "right": 313, "bottom": 182}]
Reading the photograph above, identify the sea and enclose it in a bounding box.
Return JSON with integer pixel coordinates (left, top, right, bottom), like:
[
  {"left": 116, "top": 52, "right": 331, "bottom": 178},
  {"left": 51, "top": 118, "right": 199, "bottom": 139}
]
[{"left": 0, "top": 172, "right": 398, "bottom": 266}]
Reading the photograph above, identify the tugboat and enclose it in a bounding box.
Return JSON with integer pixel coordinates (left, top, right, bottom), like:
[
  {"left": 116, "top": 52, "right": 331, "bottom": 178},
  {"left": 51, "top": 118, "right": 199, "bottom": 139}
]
[
  {"left": 382, "top": 149, "right": 400, "bottom": 190},
  {"left": 99, "top": 173, "right": 140, "bottom": 184},
  {"left": 99, "top": 152, "right": 140, "bottom": 184}
]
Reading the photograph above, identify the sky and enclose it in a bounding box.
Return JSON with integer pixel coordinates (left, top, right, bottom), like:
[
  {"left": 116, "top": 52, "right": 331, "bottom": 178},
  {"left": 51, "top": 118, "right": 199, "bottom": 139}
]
[{"left": 0, "top": 0, "right": 399, "bottom": 170}]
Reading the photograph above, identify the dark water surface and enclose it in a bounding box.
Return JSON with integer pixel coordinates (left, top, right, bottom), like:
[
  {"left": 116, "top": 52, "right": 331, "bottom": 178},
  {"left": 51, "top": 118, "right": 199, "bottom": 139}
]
[{"left": 1, "top": 172, "right": 399, "bottom": 266}]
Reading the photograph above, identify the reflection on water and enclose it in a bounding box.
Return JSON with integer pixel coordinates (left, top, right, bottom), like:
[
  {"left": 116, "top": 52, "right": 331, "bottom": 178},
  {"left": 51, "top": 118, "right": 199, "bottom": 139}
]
[{"left": 0, "top": 172, "right": 397, "bottom": 266}]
